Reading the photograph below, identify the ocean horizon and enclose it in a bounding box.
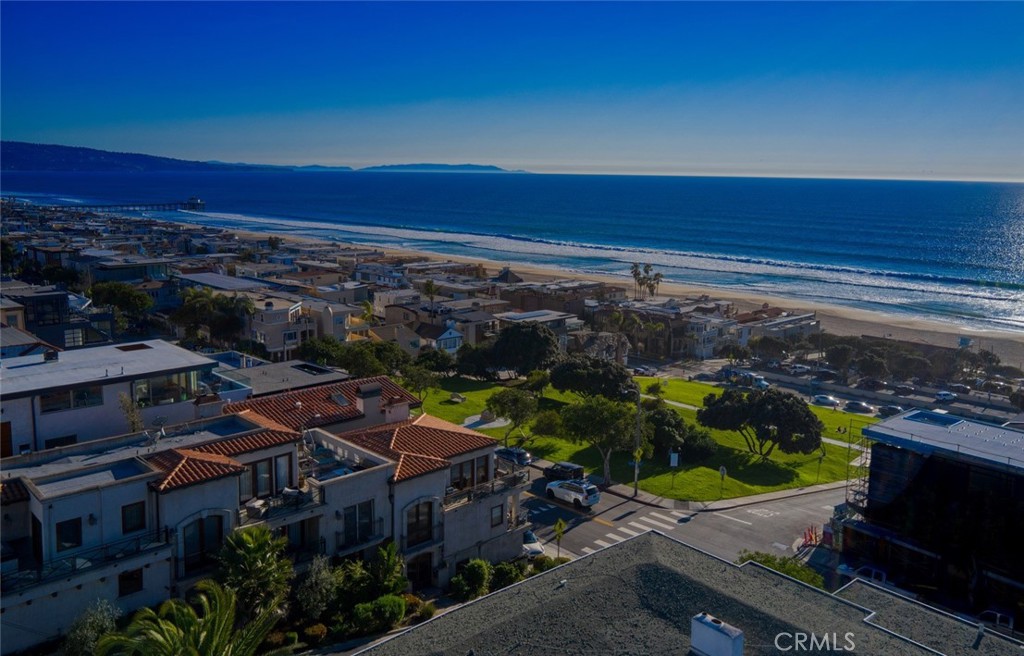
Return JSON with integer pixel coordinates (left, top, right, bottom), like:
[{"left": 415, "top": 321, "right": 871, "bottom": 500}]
[{"left": 4, "top": 170, "right": 1023, "bottom": 333}]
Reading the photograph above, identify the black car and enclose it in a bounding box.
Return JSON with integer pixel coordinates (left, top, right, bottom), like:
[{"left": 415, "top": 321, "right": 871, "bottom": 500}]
[
  {"left": 893, "top": 384, "right": 916, "bottom": 396},
  {"left": 857, "top": 378, "right": 886, "bottom": 391},
  {"left": 543, "top": 461, "right": 586, "bottom": 481},
  {"left": 878, "top": 405, "right": 904, "bottom": 418},
  {"left": 495, "top": 447, "right": 533, "bottom": 467},
  {"left": 948, "top": 383, "right": 972, "bottom": 394}
]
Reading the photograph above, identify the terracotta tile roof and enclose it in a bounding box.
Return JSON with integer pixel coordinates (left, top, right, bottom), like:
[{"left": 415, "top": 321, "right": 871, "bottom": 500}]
[
  {"left": 0, "top": 478, "right": 29, "bottom": 505},
  {"left": 339, "top": 414, "right": 497, "bottom": 482},
  {"left": 224, "top": 376, "right": 420, "bottom": 431},
  {"left": 193, "top": 430, "right": 300, "bottom": 457},
  {"left": 146, "top": 448, "right": 245, "bottom": 492}
]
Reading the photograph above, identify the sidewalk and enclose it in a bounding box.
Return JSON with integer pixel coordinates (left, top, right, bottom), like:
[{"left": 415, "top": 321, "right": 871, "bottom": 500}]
[{"left": 529, "top": 457, "right": 849, "bottom": 512}]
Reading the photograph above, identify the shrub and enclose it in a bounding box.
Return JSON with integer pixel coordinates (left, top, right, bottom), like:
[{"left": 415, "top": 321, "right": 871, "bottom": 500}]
[
  {"left": 402, "top": 593, "right": 423, "bottom": 617},
  {"left": 264, "top": 631, "right": 287, "bottom": 648},
  {"left": 461, "top": 559, "right": 492, "bottom": 598},
  {"left": 296, "top": 555, "right": 342, "bottom": 623},
  {"left": 490, "top": 561, "right": 524, "bottom": 591},
  {"left": 61, "top": 599, "right": 122, "bottom": 656},
  {"left": 416, "top": 601, "right": 437, "bottom": 623},
  {"left": 736, "top": 550, "right": 825, "bottom": 589},
  {"left": 373, "top": 594, "right": 407, "bottom": 631},
  {"left": 285, "top": 631, "right": 299, "bottom": 645},
  {"left": 303, "top": 623, "right": 328, "bottom": 645},
  {"left": 531, "top": 556, "right": 569, "bottom": 574},
  {"left": 448, "top": 574, "right": 471, "bottom": 601}
]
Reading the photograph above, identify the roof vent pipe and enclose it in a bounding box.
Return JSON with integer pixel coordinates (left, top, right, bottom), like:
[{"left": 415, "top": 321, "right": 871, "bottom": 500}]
[{"left": 691, "top": 613, "right": 743, "bottom": 656}]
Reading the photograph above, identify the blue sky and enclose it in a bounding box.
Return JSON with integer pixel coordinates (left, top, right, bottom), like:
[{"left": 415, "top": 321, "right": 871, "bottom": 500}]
[{"left": 2, "top": 2, "right": 1023, "bottom": 180}]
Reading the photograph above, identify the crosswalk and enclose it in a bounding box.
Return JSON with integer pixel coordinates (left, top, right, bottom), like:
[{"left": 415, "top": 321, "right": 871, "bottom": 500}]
[{"left": 578, "top": 510, "right": 692, "bottom": 555}]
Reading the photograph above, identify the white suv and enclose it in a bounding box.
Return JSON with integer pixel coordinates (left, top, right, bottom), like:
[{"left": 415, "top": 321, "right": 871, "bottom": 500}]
[{"left": 545, "top": 480, "right": 601, "bottom": 509}]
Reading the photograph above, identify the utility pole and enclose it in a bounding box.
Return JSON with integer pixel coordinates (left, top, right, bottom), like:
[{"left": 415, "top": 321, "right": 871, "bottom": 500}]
[{"left": 633, "top": 388, "right": 642, "bottom": 497}]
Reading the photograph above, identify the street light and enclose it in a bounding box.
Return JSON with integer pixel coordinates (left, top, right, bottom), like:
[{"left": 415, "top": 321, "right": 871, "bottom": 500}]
[{"left": 633, "top": 387, "right": 642, "bottom": 497}]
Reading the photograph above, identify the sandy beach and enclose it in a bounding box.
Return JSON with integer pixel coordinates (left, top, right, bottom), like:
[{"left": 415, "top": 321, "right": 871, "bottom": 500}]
[{"left": 211, "top": 222, "right": 1024, "bottom": 366}]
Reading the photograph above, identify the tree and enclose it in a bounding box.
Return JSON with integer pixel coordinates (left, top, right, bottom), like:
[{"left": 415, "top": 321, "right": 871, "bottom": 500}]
[
  {"left": 295, "top": 556, "right": 343, "bottom": 624},
  {"left": 61, "top": 599, "right": 122, "bottom": 656},
  {"left": 629, "top": 263, "right": 642, "bottom": 300},
  {"left": 560, "top": 395, "right": 641, "bottom": 485},
  {"left": 297, "top": 336, "right": 345, "bottom": 365},
  {"left": 491, "top": 323, "right": 559, "bottom": 377},
  {"left": 455, "top": 342, "right": 495, "bottom": 379},
  {"left": 401, "top": 364, "right": 440, "bottom": 401},
  {"left": 449, "top": 559, "right": 492, "bottom": 601},
  {"left": 825, "top": 344, "right": 855, "bottom": 379},
  {"left": 368, "top": 340, "right": 412, "bottom": 373},
  {"left": 485, "top": 387, "right": 538, "bottom": 447},
  {"left": 749, "top": 335, "right": 788, "bottom": 359},
  {"left": 119, "top": 392, "right": 145, "bottom": 432},
  {"left": 1010, "top": 388, "right": 1024, "bottom": 411},
  {"left": 530, "top": 410, "right": 564, "bottom": 438},
  {"left": 0, "top": 239, "right": 17, "bottom": 274},
  {"left": 736, "top": 550, "right": 824, "bottom": 589},
  {"left": 416, "top": 347, "right": 455, "bottom": 376},
  {"left": 697, "top": 388, "right": 823, "bottom": 460},
  {"left": 268, "top": 235, "right": 282, "bottom": 250},
  {"left": 645, "top": 404, "right": 716, "bottom": 461},
  {"left": 95, "top": 580, "right": 296, "bottom": 656},
  {"left": 422, "top": 280, "right": 439, "bottom": 318},
  {"left": 365, "top": 542, "right": 408, "bottom": 599},
  {"left": 855, "top": 354, "right": 889, "bottom": 379},
  {"left": 216, "top": 525, "right": 294, "bottom": 623},
  {"left": 553, "top": 518, "right": 567, "bottom": 559},
  {"left": 336, "top": 343, "right": 387, "bottom": 378},
  {"left": 523, "top": 369, "right": 551, "bottom": 399},
  {"left": 490, "top": 561, "right": 525, "bottom": 591},
  {"left": 359, "top": 300, "right": 378, "bottom": 327},
  {"left": 208, "top": 294, "right": 255, "bottom": 344},
  {"left": 91, "top": 281, "right": 153, "bottom": 317},
  {"left": 42, "top": 264, "right": 81, "bottom": 287},
  {"left": 717, "top": 343, "right": 752, "bottom": 362},
  {"left": 550, "top": 355, "right": 636, "bottom": 401}
]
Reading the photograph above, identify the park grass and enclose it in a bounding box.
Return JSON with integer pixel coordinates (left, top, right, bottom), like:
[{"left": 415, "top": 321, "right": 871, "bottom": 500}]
[
  {"left": 636, "top": 376, "right": 721, "bottom": 407},
  {"left": 417, "top": 375, "right": 864, "bottom": 502}
]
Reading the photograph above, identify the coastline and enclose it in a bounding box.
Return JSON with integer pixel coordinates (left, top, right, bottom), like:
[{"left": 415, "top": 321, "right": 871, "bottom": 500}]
[{"left": 203, "top": 221, "right": 1024, "bottom": 366}]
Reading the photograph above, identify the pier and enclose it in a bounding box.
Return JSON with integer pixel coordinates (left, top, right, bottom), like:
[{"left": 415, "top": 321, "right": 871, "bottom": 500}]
[{"left": 5, "top": 196, "right": 206, "bottom": 213}]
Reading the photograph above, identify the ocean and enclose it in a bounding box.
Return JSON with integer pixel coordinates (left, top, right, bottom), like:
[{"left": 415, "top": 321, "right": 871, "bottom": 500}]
[{"left": 3, "top": 171, "right": 1023, "bottom": 332}]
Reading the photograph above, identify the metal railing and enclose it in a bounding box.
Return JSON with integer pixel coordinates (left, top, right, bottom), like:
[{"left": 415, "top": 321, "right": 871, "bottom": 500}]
[
  {"left": 443, "top": 469, "right": 530, "bottom": 508},
  {"left": 239, "top": 486, "right": 325, "bottom": 525},
  {"left": 2, "top": 528, "right": 174, "bottom": 594},
  {"left": 401, "top": 524, "right": 444, "bottom": 552}
]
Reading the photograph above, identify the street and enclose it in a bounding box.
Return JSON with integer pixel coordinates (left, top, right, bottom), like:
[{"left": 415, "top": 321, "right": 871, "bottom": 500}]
[{"left": 521, "top": 476, "right": 846, "bottom": 563}]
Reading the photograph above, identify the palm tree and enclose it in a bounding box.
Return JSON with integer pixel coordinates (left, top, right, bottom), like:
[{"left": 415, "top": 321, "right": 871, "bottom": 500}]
[
  {"left": 173, "top": 287, "right": 216, "bottom": 339},
  {"left": 423, "top": 280, "right": 439, "bottom": 318},
  {"left": 359, "top": 300, "right": 377, "bottom": 327},
  {"left": 366, "top": 542, "right": 408, "bottom": 599},
  {"left": 95, "top": 580, "right": 296, "bottom": 656},
  {"left": 629, "top": 263, "right": 642, "bottom": 300},
  {"left": 623, "top": 313, "right": 643, "bottom": 354},
  {"left": 216, "top": 525, "right": 294, "bottom": 622},
  {"left": 641, "top": 264, "right": 654, "bottom": 300}
]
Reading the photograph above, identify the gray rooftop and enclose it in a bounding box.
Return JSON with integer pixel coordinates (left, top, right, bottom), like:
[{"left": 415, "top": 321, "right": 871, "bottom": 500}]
[
  {"left": 0, "top": 340, "right": 217, "bottom": 398},
  {"left": 864, "top": 410, "right": 1024, "bottom": 472},
  {"left": 216, "top": 359, "right": 350, "bottom": 397},
  {"left": 358, "top": 532, "right": 1022, "bottom": 656},
  {"left": 176, "top": 272, "right": 269, "bottom": 291}
]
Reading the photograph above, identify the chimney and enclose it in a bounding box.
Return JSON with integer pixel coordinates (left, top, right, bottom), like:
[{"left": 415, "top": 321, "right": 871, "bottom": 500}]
[
  {"left": 691, "top": 613, "right": 743, "bottom": 656},
  {"left": 355, "top": 382, "right": 382, "bottom": 417}
]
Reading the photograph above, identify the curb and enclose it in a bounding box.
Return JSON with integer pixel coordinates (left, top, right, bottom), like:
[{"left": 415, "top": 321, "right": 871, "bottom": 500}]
[{"left": 689, "top": 481, "right": 849, "bottom": 513}]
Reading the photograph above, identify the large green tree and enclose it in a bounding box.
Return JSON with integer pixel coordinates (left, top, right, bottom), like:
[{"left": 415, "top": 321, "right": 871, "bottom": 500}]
[
  {"left": 216, "top": 525, "right": 294, "bottom": 623},
  {"left": 401, "top": 364, "right": 440, "bottom": 401},
  {"left": 549, "top": 355, "right": 636, "bottom": 401},
  {"left": 560, "top": 395, "right": 645, "bottom": 485},
  {"left": 485, "top": 387, "right": 539, "bottom": 447},
  {"left": 749, "top": 336, "right": 789, "bottom": 359},
  {"left": 415, "top": 346, "right": 456, "bottom": 376},
  {"left": 95, "top": 580, "right": 295, "bottom": 656},
  {"left": 697, "top": 388, "right": 824, "bottom": 460},
  {"left": 491, "top": 323, "right": 559, "bottom": 377}
]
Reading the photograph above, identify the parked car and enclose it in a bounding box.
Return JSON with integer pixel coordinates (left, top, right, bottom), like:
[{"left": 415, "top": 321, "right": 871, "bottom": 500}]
[
  {"left": 857, "top": 378, "right": 887, "bottom": 391},
  {"left": 545, "top": 479, "right": 601, "bottom": 509},
  {"left": 543, "top": 461, "right": 586, "bottom": 481},
  {"left": 521, "top": 530, "right": 545, "bottom": 560},
  {"left": 935, "top": 391, "right": 958, "bottom": 403},
  {"left": 877, "top": 405, "right": 904, "bottom": 418},
  {"left": 893, "top": 384, "right": 916, "bottom": 396},
  {"left": 813, "top": 369, "right": 839, "bottom": 381},
  {"left": 948, "top": 383, "right": 972, "bottom": 394},
  {"left": 812, "top": 394, "right": 840, "bottom": 407},
  {"left": 495, "top": 447, "right": 533, "bottom": 467},
  {"left": 845, "top": 401, "right": 875, "bottom": 414},
  {"left": 789, "top": 364, "right": 812, "bottom": 375}
]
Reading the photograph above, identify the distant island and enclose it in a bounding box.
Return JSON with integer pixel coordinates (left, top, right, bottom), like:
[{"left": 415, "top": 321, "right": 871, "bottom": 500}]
[{"left": 0, "top": 141, "right": 523, "bottom": 174}]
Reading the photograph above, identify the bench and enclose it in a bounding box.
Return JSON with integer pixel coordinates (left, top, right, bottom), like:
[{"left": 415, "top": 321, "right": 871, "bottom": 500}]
[{"left": 450, "top": 393, "right": 467, "bottom": 403}]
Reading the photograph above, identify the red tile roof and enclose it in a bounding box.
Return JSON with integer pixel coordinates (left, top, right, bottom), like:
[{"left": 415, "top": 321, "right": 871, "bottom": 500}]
[
  {"left": 146, "top": 448, "right": 245, "bottom": 492},
  {"left": 193, "top": 430, "right": 300, "bottom": 457},
  {"left": 338, "top": 414, "right": 497, "bottom": 481},
  {"left": 0, "top": 478, "right": 29, "bottom": 505},
  {"left": 224, "top": 376, "right": 420, "bottom": 432}
]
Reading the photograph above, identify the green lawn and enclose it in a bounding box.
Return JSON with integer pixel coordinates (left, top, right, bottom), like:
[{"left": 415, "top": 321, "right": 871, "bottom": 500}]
[{"left": 416, "top": 375, "right": 865, "bottom": 502}]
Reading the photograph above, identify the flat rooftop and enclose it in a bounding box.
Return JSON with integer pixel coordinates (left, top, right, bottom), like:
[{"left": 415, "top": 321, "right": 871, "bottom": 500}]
[
  {"left": 864, "top": 410, "right": 1024, "bottom": 472},
  {"left": 495, "top": 309, "right": 577, "bottom": 322},
  {"left": 216, "top": 360, "right": 350, "bottom": 397},
  {"left": 176, "top": 272, "right": 268, "bottom": 291},
  {"left": 358, "top": 532, "right": 1022, "bottom": 656},
  {"left": 0, "top": 340, "right": 217, "bottom": 398}
]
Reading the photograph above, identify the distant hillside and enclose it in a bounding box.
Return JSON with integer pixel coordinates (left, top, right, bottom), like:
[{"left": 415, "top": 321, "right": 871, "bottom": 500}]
[
  {"left": 358, "top": 163, "right": 521, "bottom": 173},
  {"left": 0, "top": 141, "right": 269, "bottom": 172}
]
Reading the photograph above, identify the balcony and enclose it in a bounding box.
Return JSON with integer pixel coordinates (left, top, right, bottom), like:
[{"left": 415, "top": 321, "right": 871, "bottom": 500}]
[
  {"left": 443, "top": 469, "right": 531, "bottom": 509},
  {"left": 401, "top": 524, "right": 444, "bottom": 553},
  {"left": 239, "top": 486, "right": 325, "bottom": 526},
  {"left": 1, "top": 528, "right": 174, "bottom": 595},
  {"left": 335, "top": 517, "right": 386, "bottom": 556}
]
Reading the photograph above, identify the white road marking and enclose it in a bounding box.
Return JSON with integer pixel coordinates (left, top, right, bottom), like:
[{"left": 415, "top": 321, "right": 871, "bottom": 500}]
[
  {"left": 635, "top": 515, "right": 676, "bottom": 530},
  {"left": 821, "top": 505, "right": 835, "bottom": 510},
  {"left": 617, "top": 527, "right": 641, "bottom": 537},
  {"left": 772, "top": 542, "right": 789, "bottom": 551},
  {"left": 717, "top": 514, "right": 753, "bottom": 525},
  {"left": 581, "top": 547, "right": 595, "bottom": 554},
  {"left": 594, "top": 539, "right": 611, "bottom": 548},
  {"left": 650, "top": 512, "right": 680, "bottom": 524},
  {"left": 670, "top": 510, "right": 688, "bottom": 517},
  {"left": 794, "top": 507, "right": 827, "bottom": 516},
  {"left": 605, "top": 533, "right": 626, "bottom": 542},
  {"left": 628, "top": 521, "right": 654, "bottom": 533}
]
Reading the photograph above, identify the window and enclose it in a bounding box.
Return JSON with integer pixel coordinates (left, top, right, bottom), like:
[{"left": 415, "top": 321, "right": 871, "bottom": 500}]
[
  {"left": 72, "top": 386, "right": 103, "bottom": 409},
  {"left": 274, "top": 454, "right": 290, "bottom": 494},
  {"left": 491, "top": 504, "right": 504, "bottom": 528},
  {"left": 132, "top": 372, "right": 199, "bottom": 407},
  {"left": 44, "top": 435, "right": 77, "bottom": 449},
  {"left": 450, "top": 461, "right": 473, "bottom": 490},
  {"left": 183, "top": 515, "right": 223, "bottom": 574},
  {"left": 56, "top": 518, "right": 82, "bottom": 552},
  {"left": 39, "top": 391, "right": 72, "bottom": 414},
  {"left": 64, "top": 329, "right": 84, "bottom": 347},
  {"left": 254, "top": 460, "right": 272, "bottom": 498},
  {"left": 118, "top": 568, "right": 144, "bottom": 596},
  {"left": 238, "top": 468, "right": 253, "bottom": 503},
  {"left": 475, "top": 456, "right": 490, "bottom": 485},
  {"left": 342, "top": 500, "right": 375, "bottom": 548},
  {"left": 122, "top": 501, "right": 145, "bottom": 534},
  {"left": 406, "top": 501, "right": 433, "bottom": 547}
]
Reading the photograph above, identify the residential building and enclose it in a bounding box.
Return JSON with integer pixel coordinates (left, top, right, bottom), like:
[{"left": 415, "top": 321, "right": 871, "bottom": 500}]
[
  {"left": 838, "top": 410, "right": 1024, "bottom": 630},
  {"left": 1, "top": 282, "right": 114, "bottom": 349},
  {"left": 354, "top": 262, "right": 408, "bottom": 289},
  {"left": 0, "top": 340, "right": 250, "bottom": 456},
  {"left": 414, "top": 321, "right": 464, "bottom": 354},
  {"left": 0, "top": 298, "right": 26, "bottom": 331},
  {"left": 494, "top": 309, "right": 585, "bottom": 351},
  {"left": 360, "top": 531, "right": 1023, "bottom": 656},
  {"left": 372, "top": 289, "right": 421, "bottom": 318},
  {"left": 90, "top": 256, "right": 172, "bottom": 284},
  {"left": 245, "top": 294, "right": 316, "bottom": 362},
  {"left": 368, "top": 324, "right": 423, "bottom": 358}
]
